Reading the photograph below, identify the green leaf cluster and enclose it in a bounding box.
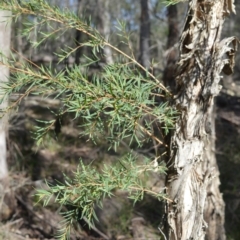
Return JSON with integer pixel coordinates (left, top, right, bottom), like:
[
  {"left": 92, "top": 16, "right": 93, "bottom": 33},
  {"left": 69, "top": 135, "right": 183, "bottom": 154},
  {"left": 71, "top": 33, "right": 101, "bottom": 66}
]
[
  {"left": 0, "top": 0, "right": 178, "bottom": 239},
  {"left": 163, "top": 0, "right": 188, "bottom": 6},
  {"left": 35, "top": 154, "right": 167, "bottom": 240},
  {"left": 1, "top": 57, "right": 177, "bottom": 148}
]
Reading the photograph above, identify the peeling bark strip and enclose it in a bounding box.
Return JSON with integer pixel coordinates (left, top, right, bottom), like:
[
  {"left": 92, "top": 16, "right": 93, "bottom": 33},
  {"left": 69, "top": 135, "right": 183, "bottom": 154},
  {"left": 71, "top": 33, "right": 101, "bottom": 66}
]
[{"left": 165, "top": 0, "right": 238, "bottom": 239}]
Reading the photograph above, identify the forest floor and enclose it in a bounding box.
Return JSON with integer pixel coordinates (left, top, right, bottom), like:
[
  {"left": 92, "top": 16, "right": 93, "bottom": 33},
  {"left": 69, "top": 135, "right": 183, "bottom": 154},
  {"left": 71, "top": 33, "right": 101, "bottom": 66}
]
[{"left": 1, "top": 79, "right": 240, "bottom": 240}]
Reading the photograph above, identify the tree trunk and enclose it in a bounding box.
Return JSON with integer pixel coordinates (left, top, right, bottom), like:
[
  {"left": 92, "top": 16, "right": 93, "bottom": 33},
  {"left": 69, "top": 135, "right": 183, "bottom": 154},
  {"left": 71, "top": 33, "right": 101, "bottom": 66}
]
[
  {"left": 165, "top": 0, "right": 237, "bottom": 239},
  {"left": 203, "top": 105, "right": 226, "bottom": 240},
  {"left": 75, "top": 0, "right": 83, "bottom": 65},
  {"left": 163, "top": 5, "right": 179, "bottom": 92},
  {"left": 97, "top": 0, "right": 113, "bottom": 64},
  {"left": 139, "top": 0, "right": 150, "bottom": 69},
  {"left": 0, "top": 10, "right": 11, "bottom": 184},
  {"left": 0, "top": 10, "right": 15, "bottom": 221}
]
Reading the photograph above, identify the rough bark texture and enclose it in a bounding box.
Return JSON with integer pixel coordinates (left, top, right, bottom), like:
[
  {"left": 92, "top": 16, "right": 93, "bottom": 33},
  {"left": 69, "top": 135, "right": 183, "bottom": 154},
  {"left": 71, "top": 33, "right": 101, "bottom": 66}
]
[
  {"left": 203, "top": 105, "right": 226, "bottom": 240},
  {"left": 139, "top": 0, "right": 150, "bottom": 69},
  {"left": 165, "top": 0, "right": 238, "bottom": 239}
]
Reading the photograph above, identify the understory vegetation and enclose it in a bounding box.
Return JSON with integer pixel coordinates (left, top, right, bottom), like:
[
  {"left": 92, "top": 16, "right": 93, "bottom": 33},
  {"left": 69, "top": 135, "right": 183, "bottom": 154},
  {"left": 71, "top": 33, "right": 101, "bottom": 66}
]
[{"left": 0, "top": 0, "right": 240, "bottom": 239}]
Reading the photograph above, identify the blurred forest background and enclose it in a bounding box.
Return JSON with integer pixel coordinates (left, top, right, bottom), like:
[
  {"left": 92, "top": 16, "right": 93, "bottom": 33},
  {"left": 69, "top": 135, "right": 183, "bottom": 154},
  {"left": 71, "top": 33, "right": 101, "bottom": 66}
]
[{"left": 1, "top": 0, "right": 240, "bottom": 239}]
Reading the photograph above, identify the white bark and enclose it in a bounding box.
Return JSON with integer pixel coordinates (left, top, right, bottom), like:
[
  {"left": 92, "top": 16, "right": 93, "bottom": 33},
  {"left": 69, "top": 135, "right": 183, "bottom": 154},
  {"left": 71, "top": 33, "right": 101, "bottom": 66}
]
[
  {"left": 0, "top": 10, "right": 11, "bottom": 180},
  {"left": 0, "top": 10, "right": 13, "bottom": 222},
  {"left": 97, "top": 0, "right": 113, "bottom": 64},
  {"left": 0, "top": 132, "right": 7, "bottom": 179}
]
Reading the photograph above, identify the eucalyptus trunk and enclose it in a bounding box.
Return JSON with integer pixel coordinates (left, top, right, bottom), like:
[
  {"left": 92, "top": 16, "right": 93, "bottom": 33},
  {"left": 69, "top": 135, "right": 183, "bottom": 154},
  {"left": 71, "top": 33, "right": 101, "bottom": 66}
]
[
  {"left": 139, "top": 0, "right": 150, "bottom": 69},
  {"left": 0, "top": 10, "right": 15, "bottom": 221},
  {"left": 0, "top": 10, "right": 11, "bottom": 183},
  {"left": 97, "top": 0, "right": 113, "bottom": 64},
  {"left": 165, "top": 0, "right": 237, "bottom": 239}
]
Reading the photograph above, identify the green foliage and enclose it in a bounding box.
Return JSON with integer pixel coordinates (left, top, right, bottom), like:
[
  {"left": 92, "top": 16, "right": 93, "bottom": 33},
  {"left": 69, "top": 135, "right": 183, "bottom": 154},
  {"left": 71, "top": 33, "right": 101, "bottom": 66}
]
[
  {"left": 36, "top": 154, "right": 167, "bottom": 240},
  {"left": 0, "top": 0, "right": 178, "bottom": 239},
  {"left": 163, "top": 0, "right": 188, "bottom": 6},
  {"left": 0, "top": 0, "right": 177, "bottom": 148}
]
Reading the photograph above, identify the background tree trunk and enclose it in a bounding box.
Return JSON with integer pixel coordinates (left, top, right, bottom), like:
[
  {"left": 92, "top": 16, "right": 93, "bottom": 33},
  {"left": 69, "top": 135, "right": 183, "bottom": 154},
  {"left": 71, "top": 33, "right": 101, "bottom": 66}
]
[
  {"left": 75, "top": 0, "right": 83, "bottom": 65},
  {"left": 165, "top": 0, "right": 237, "bottom": 239},
  {"left": 163, "top": 5, "right": 179, "bottom": 92},
  {"left": 0, "top": 10, "right": 10, "bottom": 180},
  {"left": 139, "top": 0, "right": 150, "bottom": 69},
  {"left": 97, "top": 0, "right": 113, "bottom": 64},
  {"left": 0, "top": 10, "right": 15, "bottom": 221}
]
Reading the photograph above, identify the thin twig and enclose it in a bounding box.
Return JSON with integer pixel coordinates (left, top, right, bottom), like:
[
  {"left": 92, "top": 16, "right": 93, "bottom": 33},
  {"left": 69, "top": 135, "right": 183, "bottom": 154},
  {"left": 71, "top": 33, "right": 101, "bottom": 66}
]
[{"left": 83, "top": 217, "right": 110, "bottom": 240}]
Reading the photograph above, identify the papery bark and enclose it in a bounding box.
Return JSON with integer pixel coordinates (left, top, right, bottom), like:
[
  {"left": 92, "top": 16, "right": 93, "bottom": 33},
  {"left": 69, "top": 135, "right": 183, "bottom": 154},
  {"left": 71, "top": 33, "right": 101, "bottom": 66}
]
[
  {"left": 165, "top": 0, "right": 237, "bottom": 239},
  {"left": 203, "top": 105, "right": 226, "bottom": 240}
]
